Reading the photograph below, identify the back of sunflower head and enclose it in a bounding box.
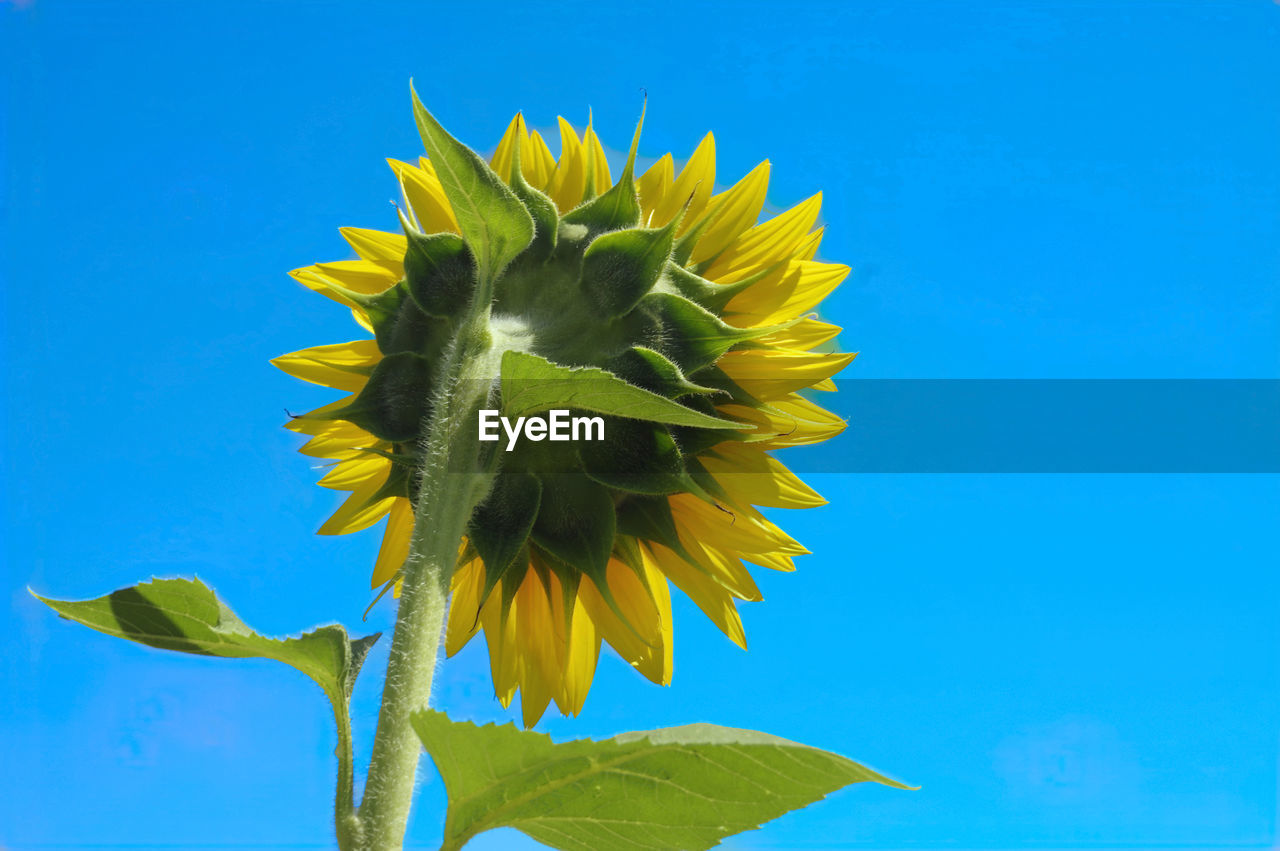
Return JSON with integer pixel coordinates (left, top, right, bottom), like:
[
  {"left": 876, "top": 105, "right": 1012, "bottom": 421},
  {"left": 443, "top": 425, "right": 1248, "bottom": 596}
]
[{"left": 277, "top": 88, "right": 857, "bottom": 729}]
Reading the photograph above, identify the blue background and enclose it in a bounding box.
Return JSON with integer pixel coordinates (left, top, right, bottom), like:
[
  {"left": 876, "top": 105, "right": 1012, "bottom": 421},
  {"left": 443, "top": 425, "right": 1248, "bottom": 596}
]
[{"left": 3, "top": 1, "right": 1278, "bottom": 848}]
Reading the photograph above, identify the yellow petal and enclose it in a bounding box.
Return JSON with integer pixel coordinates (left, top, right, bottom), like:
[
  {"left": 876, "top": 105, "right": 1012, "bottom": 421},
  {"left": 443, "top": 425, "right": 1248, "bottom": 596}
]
[
  {"left": 651, "top": 132, "right": 715, "bottom": 230},
  {"left": 701, "top": 443, "right": 827, "bottom": 509},
  {"left": 555, "top": 581, "right": 600, "bottom": 716},
  {"left": 490, "top": 113, "right": 525, "bottom": 183},
  {"left": 546, "top": 117, "right": 586, "bottom": 213},
  {"left": 371, "top": 498, "right": 415, "bottom": 588},
  {"left": 445, "top": 556, "right": 485, "bottom": 653},
  {"left": 289, "top": 267, "right": 365, "bottom": 313},
  {"left": 636, "top": 153, "right": 674, "bottom": 226},
  {"left": 718, "top": 348, "right": 856, "bottom": 396},
  {"left": 669, "top": 493, "right": 807, "bottom": 555},
  {"left": 646, "top": 543, "right": 747, "bottom": 649},
  {"left": 582, "top": 120, "right": 612, "bottom": 196},
  {"left": 702, "top": 192, "right": 822, "bottom": 280},
  {"left": 524, "top": 129, "right": 558, "bottom": 191},
  {"left": 317, "top": 452, "right": 389, "bottom": 491},
  {"left": 338, "top": 228, "right": 407, "bottom": 277},
  {"left": 317, "top": 474, "right": 396, "bottom": 536},
  {"left": 387, "top": 158, "right": 459, "bottom": 234},
  {"left": 673, "top": 533, "right": 763, "bottom": 601},
  {"left": 727, "top": 260, "right": 849, "bottom": 326},
  {"left": 271, "top": 339, "right": 380, "bottom": 393},
  {"left": 579, "top": 558, "right": 670, "bottom": 685},
  {"left": 756, "top": 318, "right": 841, "bottom": 351},
  {"left": 313, "top": 260, "right": 399, "bottom": 294},
  {"left": 299, "top": 429, "right": 378, "bottom": 460},
  {"left": 513, "top": 571, "right": 560, "bottom": 727},
  {"left": 689, "top": 161, "right": 771, "bottom": 265},
  {"left": 716, "top": 396, "right": 847, "bottom": 448},
  {"left": 481, "top": 580, "right": 520, "bottom": 705},
  {"left": 285, "top": 394, "right": 360, "bottom": 436}
]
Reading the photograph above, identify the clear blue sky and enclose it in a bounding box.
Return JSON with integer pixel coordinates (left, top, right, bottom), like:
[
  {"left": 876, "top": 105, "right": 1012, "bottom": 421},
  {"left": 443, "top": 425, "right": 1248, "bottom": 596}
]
[{"left": 3, "top": 1, "right": 1278, "bottom": 848}]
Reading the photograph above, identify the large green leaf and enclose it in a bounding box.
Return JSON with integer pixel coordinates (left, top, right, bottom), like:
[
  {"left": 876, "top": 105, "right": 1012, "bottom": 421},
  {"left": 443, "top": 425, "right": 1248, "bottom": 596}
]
[
  {"left": 34, "top": 577, "right": 380, "bottom": 850},
  {"left": 32, "top": 576, "right": 379, "bottom": 710},
  {"left": 500, "top": 350, "right": 747, "bottom": 430},
  {"left": 410, "top": 86, "right": 534, "bottom": 287},
  {"left": 413, "top": 709, "right": 911, "bottom": 851}
]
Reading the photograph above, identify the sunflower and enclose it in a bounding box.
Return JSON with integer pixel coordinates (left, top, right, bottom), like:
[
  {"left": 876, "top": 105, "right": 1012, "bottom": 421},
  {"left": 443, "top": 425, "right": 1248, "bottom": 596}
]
[{"left": 273, "top": 104, "right": 853, "bottom": 726}]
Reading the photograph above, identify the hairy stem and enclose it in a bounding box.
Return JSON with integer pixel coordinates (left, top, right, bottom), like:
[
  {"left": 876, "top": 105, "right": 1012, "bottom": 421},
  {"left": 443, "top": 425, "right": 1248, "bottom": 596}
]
[
  {"left": 335, "top": 693, "right": 360, "bottom": 850},
  {"left": 356, "top": 324, "right": 498, "bottom": 851}
]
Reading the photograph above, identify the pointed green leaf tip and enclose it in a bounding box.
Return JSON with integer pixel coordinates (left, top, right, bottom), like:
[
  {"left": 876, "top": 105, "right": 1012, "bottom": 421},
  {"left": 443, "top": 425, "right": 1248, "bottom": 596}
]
[
  {"left": 562, "top": 100, "right": 646, "bottom": 233},
  {"left": 500, "top": 350, "right": 748, "bottom": 430},
  {"left": 410, "top": 84, "right": 534, "bottom": 288},
  {"left": 412, "top": 709, "right": 913, "bottom": 851},
  {"left": 31, "top": 577, "right": 380, "bottom": 705}
]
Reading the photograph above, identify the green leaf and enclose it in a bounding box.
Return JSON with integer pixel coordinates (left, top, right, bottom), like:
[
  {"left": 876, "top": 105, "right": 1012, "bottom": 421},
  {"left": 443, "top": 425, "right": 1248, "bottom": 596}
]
[
  {"left": 412, "top": 709, "right": 912, "bottom": 851},
  {"left": 500, "top": 350, "right": 747, "bottom": 431},
  {"left": 410, "top": 86, "right": 534, "bottom": 287},
  {"left": 32, "top": 577, "right": 380, "bottom": 707}
]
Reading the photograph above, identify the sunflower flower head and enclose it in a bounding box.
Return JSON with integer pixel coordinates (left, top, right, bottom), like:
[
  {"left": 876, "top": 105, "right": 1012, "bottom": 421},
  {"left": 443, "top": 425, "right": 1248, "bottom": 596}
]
[{"left": 273, "top": 93, "right": 854, "bottom": 726}]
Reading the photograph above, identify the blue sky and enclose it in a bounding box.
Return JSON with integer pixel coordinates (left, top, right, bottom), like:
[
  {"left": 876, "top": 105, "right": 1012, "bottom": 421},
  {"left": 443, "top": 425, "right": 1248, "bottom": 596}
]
[{"left": 3, "top": 1, "right": 1278, "bottom": 848}]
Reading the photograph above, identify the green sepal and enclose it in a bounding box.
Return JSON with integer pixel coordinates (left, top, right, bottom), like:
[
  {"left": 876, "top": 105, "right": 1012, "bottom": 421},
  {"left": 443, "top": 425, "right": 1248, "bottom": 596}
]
[
  {"left": 355, "top": 444, "right": 421, "bottom": 470},
  {"left": 664, "top": 262, "right": 757, "bottom": 314},
  {"left": 561, "top": 180, "right": 641, "bottom": 235},
  {"left": 668, "top": 393, "right": 749, "bottom": 456},
  {"left": 606, "top": 346, "right": 719, "bottom": 399},
  {"left": 638, "top": 291, "right": 768, "bottom": 372},
  {"left": 336, "top": 351, "right": 434, "bottom": 442},
  {"left": 686, "top": 364, "right": 764, "bottom": 408},
  {"left": 671, "top": 204, "right": 716, "bottom": 266},
  {"left": 500, "top": 350, "right": 748, "bottom": 430},
  {"left": 496, "top": 543, "right": 534, "bottom": 622},
  {"left": 530, "top": 474, "right": 615, "bottom": 582},
  {"left": 542, "top": 555, "right": 585, "bottom": 636},
  {"left": 683, "top": 455, "right": 731, "bottom": 503},
  {"left": 580, "top": 418, "right": 690, "bottom": 495},
  {"left": 369, "top": 461, "right": 412, "bottom": 503},
  {"left": 579, "top": 220, "right": 676, "bottom": 318},
  {"left": 561, "top": 102, "right": 646, "bottom": 234},
  {"left": 321, "top": 279, "right": 431, "bottom": 357},
  {"left": 470, "top": 471, "right": 542, "bottom": 606},
  {"left": 335, "top": 279, "right": 449, "bottom": 358},
  {"left": 615, "top": 495, "right": 686, "bottom": 556},
  {"left": 402, "top": 230, "right": 476, "bottom": 318},
  {"left": 507, "top": 167, "right": 559, "bottom": 265},
  {"left": 410, "top": 86, "right": 534, "bottom": 287}
]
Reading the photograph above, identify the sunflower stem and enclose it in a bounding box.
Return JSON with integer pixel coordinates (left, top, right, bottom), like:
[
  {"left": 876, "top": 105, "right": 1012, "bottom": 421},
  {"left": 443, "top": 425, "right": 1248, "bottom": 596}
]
[
  {"left": 357, "top": 319, "right": 498, "bottom": 851},
  {"left": 335, "top": 696, "right": 360, "bottom": 850}
]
